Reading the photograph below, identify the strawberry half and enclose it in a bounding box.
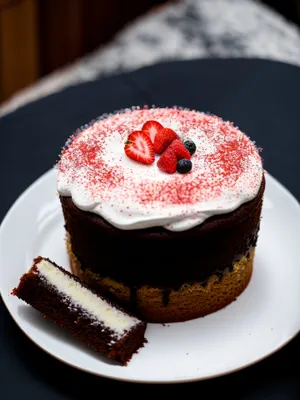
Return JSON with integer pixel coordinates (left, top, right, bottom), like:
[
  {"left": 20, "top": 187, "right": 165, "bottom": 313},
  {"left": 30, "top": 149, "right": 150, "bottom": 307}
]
[
  {"left": 170, "top": 139, "right": 191, "bottom": 160},
  {"left": 157, "top": 147, "right": 177, "bottom": 174},
  {"left": 153, "top": 128, "right": 178, "bottom": 154},
  {"left": 125, "top": 131, "right": 155, "bottom": 165},
  {"left": 142, "top": 120, "right": 163, "bottom": 144}
]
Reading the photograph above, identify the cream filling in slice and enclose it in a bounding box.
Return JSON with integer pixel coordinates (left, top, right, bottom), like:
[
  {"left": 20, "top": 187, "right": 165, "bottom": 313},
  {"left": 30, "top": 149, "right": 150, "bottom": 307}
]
[{"left": 36, "top": 259, "right": 138, "bottom": 336}]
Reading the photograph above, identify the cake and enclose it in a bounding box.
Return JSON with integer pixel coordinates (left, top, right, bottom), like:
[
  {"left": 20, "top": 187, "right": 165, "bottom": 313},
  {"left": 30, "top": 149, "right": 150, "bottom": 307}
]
[
  {"left": 12, "top": 256, "right": 147, "bottom": 365},
  {"left": 57, "top": 107, "right": 264, "bottom": 323}
]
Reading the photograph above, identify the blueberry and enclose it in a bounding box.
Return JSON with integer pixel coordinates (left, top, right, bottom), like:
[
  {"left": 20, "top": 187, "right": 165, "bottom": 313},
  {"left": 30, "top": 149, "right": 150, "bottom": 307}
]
[
  {"left": 177, "top": 159, "right": 192, "bottom": 174},
  {"left": 184, "top": 140, "right": 196, "bottom": 155}
]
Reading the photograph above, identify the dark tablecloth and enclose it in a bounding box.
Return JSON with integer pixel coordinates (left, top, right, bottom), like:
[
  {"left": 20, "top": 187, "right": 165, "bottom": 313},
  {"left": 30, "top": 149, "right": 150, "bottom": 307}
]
[{"left": 0, "top": 59, "right": 299, "bottom": 398}]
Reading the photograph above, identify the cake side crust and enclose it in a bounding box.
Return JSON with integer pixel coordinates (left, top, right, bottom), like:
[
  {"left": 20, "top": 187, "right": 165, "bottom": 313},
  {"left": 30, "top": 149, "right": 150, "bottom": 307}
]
[
  {"left": 68, "top": 245, "right": 254, "bottom": 323},
  {"left": 61, "top": 176, "right": 264, "bottom": 288}
]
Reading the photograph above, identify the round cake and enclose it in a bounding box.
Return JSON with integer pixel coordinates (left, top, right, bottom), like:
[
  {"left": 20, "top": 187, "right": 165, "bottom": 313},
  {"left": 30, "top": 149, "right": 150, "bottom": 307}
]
[{"left": 57, "top": 107, "right": 264, "bottom": 323}]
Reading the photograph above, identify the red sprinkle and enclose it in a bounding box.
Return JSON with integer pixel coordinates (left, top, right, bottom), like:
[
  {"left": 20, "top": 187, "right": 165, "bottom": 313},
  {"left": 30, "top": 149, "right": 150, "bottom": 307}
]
[{"left": 58, "top": 108, "right": 261, "bottom": 208}]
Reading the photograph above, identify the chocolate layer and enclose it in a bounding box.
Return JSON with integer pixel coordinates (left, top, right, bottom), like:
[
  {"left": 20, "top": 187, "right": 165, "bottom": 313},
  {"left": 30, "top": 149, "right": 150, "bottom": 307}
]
[
  {"left": 60, "top": 176, "right": 265, "bottom": 288},
  {"left": 12, "top": 257, "right": 146, "bottom": 365}
]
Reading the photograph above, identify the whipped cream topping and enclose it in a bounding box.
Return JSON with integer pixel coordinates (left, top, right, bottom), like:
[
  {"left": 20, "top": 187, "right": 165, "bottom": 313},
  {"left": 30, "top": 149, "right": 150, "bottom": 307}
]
[{"left": 57, "top": 107, "right": 263, "bottom": 231}]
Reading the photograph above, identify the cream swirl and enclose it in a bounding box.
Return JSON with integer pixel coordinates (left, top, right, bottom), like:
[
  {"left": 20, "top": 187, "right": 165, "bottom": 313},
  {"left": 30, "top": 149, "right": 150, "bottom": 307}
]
[{"left": 57, "top": 107, "right": 263, "bottom": 231}]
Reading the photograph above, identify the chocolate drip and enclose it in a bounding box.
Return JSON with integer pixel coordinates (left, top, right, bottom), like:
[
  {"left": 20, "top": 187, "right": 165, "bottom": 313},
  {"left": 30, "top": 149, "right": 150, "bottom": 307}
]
[
  {"left": 162, "top": 288, "right": 171, "bottom": 306},
  {"left": 215, "top": 271, "right": 223, "bottom": 281},
  {"left": 130, "top": 286, "right": 137, "bottom": 310}
]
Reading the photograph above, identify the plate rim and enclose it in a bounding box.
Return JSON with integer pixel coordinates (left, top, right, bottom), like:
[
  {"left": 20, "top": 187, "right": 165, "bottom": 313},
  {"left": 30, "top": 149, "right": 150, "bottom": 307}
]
[{"left": 0, "top": 169, "right": 300, "bottom": 384}]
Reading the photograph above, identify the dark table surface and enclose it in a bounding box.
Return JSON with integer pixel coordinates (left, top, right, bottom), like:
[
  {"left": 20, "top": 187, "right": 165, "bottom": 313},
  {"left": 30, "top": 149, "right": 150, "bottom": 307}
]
[{"left": 0, "top": 59, "right": 299, "bottom": 398}]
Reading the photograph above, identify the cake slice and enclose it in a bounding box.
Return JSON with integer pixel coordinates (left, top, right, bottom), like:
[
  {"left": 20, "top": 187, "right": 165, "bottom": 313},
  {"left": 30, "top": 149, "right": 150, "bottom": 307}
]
[{"left": 12, "top": 257, "right": 147, "bottom": 365}]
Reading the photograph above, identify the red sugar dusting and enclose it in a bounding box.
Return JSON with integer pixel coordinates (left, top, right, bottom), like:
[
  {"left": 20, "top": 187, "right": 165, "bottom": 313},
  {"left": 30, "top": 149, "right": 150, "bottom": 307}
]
[
  {"left": 58, "top": 107, "right": 261, "bottom": 206},
  {"left": 205, "top": 135, "right": 251, "bottom": 185},
  {"left": 133, "top": 174, "right": 222, "bottom": 206}
]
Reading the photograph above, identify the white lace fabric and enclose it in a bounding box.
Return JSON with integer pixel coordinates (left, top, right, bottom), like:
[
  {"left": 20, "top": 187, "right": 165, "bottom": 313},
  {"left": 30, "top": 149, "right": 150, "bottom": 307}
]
[{"left": 1, "top": 0, "right": 300, "bottom": 117}]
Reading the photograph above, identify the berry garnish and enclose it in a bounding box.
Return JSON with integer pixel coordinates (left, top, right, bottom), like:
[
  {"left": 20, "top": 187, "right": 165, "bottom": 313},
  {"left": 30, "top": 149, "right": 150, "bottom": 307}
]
[
  {"left": 157, "top": 147, "right": 177, "bottom": 174},
  {"left": 184, "top": 140, "right": 196, "bottom": 156},
  {"left": 177, "top": 159, "right": 192, "bottom": 174},
  {"left": 170, "top": 139, "right": 191, "bottom": 160},
  {"left": 142, "top": 120, "right": 163, "bottom": 144},
  {"left": 124, "top": 131, "right": 155, "bottom": 165},
  {"left": 153, "top": 128, "right": 178, "bottom": 154}
]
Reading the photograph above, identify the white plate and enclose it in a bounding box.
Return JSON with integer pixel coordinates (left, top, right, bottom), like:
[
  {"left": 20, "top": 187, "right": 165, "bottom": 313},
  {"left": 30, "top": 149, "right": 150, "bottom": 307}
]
[{"left": 0, "top": 170, "right": 300, "bottom": 383}]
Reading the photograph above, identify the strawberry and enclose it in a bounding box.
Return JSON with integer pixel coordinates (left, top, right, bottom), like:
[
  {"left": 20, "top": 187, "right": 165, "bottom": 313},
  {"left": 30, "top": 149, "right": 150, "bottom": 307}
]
[
  {"left": 142, "top": 120, "right": 163, "bottom": 144},
  {"left": 157, "top": 147, "right": 177, "bottom": 174},
  {"left": 124, "top": 131, "right": 155, "bottom": 165},
  {"left": 153, "top": 128, "right": 178, "bottom": 154},
  {"left": 170, "top": 139, "right": 191, "bottom": 160}
]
